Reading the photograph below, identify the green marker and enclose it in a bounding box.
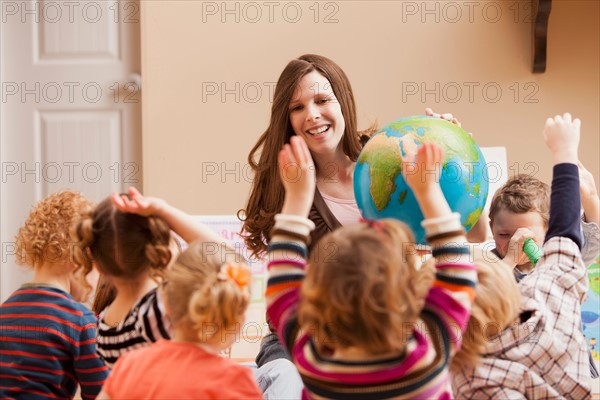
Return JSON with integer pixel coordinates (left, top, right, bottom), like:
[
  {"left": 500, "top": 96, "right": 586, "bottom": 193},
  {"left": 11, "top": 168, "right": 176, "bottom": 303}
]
[{"left": 523, "top": 238, "right": 543, "bottom": 266}]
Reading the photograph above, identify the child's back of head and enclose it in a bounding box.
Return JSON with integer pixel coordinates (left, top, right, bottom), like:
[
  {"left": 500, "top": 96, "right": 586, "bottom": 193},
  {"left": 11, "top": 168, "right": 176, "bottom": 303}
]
[
  {"left": 299, "top": 219, "right": 433, "bottom": 355},
  {"left": 73, "top": 195, "right": 172, "bottom": 282},
  {"left": 98, "top": 240, "right": 262, "bottom": 400},
  {"left": 4, "top": 190, "right": 108, "bottom": 399},
  {"left": 16, "top": 190, "right": 92, "bottom": 270},
  {"left": 71, "top": 193, "right": 175, "bottom": 368},
  {"left": 451, "top": 250, "right": 521, "bottom": 372},
  {"left": 165, "top": 240, "right": 251, "bottom": 346}
]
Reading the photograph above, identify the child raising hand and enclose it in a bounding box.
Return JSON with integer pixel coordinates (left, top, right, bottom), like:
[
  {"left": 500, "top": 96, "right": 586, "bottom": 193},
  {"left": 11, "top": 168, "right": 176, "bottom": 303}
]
[
  {"left": 453, "top": 113, "right": 592, "bottom": 398},
  {"left": 266, "top": 136, "right": 477, "bottom": 399},
  {"left": 73, "top": 187, "right": 241, "bottom": 367}
]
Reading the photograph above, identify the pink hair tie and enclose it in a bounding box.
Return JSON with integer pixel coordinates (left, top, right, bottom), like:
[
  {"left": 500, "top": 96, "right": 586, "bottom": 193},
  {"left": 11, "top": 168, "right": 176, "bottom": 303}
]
[{"left": 360, "top": 217, "right": 385, "bottom": 234}]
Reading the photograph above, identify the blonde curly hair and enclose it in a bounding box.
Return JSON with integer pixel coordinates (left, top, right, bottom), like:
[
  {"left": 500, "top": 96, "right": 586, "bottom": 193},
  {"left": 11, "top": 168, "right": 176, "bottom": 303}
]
[
  {"left": 165, "top": 241, "right": 251, "bottom": 343},
  {"left": 15, "top": 191, "right": 93, "bottom": 269},
  {"left": 451, "top": 249, "right": 521, "bottom": 372}
]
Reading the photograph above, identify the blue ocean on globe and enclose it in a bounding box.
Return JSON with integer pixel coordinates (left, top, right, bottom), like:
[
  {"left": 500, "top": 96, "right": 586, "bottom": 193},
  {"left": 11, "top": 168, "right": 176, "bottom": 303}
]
[{"left": 354, "top": 115, "right": 489, "bottom": 245}]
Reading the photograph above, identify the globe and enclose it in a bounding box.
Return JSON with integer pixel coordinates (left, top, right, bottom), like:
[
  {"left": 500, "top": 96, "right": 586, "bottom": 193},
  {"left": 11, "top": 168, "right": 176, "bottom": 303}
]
[{"left": 354, "top": 115, "right": 489, "bottom": 245}]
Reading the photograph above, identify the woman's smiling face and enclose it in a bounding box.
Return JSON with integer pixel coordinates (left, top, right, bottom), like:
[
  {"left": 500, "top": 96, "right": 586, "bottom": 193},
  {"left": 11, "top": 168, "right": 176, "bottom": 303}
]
[{"left": 288, "top": 70, "right": 345, "bottom": 158}]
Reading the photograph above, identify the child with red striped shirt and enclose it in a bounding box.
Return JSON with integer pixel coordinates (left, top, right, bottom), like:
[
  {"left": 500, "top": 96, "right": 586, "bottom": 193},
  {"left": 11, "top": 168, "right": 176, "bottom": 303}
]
[{"left": 1, "top": 191, "right": 108, "bottom": 400}]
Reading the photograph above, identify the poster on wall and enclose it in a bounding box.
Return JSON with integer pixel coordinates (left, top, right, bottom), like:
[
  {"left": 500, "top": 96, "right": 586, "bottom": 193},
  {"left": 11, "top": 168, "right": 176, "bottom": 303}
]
[
  {"left": 583, "top": 256, "right": 600, "bottom": 373},
  {"left": 193, "top": 215, "right": 267, "bottom": 363}
]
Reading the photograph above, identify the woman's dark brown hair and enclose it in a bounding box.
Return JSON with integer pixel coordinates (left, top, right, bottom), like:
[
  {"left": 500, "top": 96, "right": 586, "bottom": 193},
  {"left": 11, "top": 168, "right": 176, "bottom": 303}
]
[{"left": 239, "top": 54, "right": 376, "bottom": 258}]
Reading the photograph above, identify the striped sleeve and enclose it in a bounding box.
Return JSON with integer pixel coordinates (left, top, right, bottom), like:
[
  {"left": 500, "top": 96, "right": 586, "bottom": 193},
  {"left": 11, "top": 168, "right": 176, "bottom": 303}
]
[
  {"left": 135, "top": 289, "right": 171, "bottom": 344},
  {"left": 74, "top": 312, "right": 109, "bottom": 400},
  {"left": 97, "top": 288, "right": 171, "bottom": 368},
  {"left": 425, "top": 237, "right": 477, "bottom": 356},
  {"left": 265, "top": 240, "right": 307, "bottom": 352}
]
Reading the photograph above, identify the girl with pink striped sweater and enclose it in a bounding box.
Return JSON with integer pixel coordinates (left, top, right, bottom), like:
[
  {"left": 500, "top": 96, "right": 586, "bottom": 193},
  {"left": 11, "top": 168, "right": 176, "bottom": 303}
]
[{"left": 266, "top": 136, "right": 478, "bottom": 399}]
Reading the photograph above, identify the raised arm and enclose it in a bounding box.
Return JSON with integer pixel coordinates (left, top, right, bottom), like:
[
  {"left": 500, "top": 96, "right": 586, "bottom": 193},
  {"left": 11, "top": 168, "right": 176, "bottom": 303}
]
[
  {"left": 578, "top": 161, "right": 599, "bottom": 227},
  {"left": 532, "top": 113, "right": 589, "bottom": 303},
  {"left": 112, "top": 187, "right": 241, "bottom": 263},
  {"left": 403, "top": 143, "right": 477, "bottom": 353},
  {"left": 543, "top": 113, "right": 581, "bottom": 247},
  {"left": 265, "top": 136, "right": 316, "bottom": 340}
]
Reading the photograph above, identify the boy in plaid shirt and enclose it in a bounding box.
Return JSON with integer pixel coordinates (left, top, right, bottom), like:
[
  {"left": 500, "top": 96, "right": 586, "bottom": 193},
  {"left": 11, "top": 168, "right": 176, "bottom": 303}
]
[{"left": 452, "top": 113, "right": 592, "bottom": 398}]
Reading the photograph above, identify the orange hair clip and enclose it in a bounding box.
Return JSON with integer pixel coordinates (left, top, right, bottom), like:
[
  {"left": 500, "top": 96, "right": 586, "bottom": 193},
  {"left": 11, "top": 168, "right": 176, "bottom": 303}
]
[{"left": 218, "top": 262, "right": 251, "bottom": 289}]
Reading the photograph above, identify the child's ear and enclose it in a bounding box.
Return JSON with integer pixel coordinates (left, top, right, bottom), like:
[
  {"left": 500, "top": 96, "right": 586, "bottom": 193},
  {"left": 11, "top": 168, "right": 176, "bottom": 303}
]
[{"left": 488, "top": 219, "right": 494, "bottom": 234}]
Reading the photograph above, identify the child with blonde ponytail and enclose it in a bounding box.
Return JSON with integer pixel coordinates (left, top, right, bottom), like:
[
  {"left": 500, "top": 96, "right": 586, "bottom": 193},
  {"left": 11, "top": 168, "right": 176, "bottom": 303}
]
[
  {"left": 97, "top": 240, "right": 263, "bottom": 399},
  {"left": 73, "top": 187, "right": 240, "bottom": 368}
]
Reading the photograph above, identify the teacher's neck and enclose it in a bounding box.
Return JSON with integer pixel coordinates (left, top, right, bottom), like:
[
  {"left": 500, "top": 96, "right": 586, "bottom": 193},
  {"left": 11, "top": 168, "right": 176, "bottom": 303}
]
[{"left": 312, "top": 151, "right": 354, "bottom": 182}]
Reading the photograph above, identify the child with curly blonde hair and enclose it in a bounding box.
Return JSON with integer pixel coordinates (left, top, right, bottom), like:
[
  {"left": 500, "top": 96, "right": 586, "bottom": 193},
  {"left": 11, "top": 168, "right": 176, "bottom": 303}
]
[
  {"left": 266, "top": 136, "right": 477, "bottom": 398},
  {"left": 72, "top": 187, "right": 239, "bottom": 367},
  {"left": 1, "top": 191, "right": 108, "bottom": 399},
  {"left": 97, "top": 239, "right": 262, "bottom": 399}
]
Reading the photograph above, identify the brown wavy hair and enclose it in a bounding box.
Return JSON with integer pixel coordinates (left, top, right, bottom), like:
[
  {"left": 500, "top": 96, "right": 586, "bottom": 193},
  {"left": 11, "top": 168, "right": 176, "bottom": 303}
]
[
  {"left": 451, "top": 249, "right": 521, "bottom": 371},
  {"left": 299, "top": 219, "right": 434, "bottom": 355},
  {"left": 165, "top": 241, "right": 251, "bottom": 343},
  {"left": 15, "top": 190, "right": 93, "bottom": 269},
  {"left": 71, "top": 195, "right": 172, "bottom": 286},
  {"left": 239, "top": 54, "right": 377, "bottom": 258},
  {"left": 489, "top": 174, "right": 550, "bottom": 228}
]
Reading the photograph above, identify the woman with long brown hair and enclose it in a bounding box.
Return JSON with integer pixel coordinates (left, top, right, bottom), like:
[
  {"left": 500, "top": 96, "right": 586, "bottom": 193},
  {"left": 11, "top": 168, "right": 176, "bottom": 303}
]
[
  {"left": 240, "top": 54, "right": 377, "bottom": 260},
  {"left": 240, "top": 54, "right": 376, "bottom": 398},
  {"left": 240, "top": 54, "right": 481, "bottom": 397}
]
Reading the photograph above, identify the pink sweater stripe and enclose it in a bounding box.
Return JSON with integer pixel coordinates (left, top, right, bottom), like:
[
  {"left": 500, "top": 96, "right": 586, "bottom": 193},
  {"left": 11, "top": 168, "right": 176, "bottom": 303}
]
[{"left": 293, "top": 331, "right": 429, "bottom": 384}]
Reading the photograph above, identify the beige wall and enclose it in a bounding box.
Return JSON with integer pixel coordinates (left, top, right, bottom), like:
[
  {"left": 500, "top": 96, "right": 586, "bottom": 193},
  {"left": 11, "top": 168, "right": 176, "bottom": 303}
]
[{"left": 141, "top": 0, "right": 599, "bottom": 214}]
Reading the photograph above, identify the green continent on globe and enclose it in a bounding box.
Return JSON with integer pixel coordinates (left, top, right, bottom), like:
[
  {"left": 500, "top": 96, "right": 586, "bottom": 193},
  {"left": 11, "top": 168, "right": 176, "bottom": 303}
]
[
  {"left": 465, "top": 207, "right": 483, "bottom": 230},
  {"left": 387, "top": 119, "right": 480, "bottom": 164},
  {"left": 398, "top": 190, "right": 408, "bottom": 205},
  {"left": 358, "top": 134, "right": 403, "bottom": 211}
]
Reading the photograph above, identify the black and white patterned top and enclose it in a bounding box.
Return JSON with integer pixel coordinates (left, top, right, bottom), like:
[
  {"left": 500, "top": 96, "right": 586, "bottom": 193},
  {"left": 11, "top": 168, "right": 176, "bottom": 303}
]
[{"left": 97, "top": 287, "right": 171, "bottom": 368}]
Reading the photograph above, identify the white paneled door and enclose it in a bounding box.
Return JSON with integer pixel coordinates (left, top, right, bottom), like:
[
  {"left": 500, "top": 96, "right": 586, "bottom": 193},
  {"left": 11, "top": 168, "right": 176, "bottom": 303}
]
[{"left": 1, "top": 0, "right": 142, "bottom": 301}]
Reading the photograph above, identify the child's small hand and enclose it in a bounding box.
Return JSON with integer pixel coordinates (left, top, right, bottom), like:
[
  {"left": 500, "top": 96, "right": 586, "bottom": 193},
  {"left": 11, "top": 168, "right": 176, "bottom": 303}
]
[
  {"left": 579, "top": 161, "right": 598, "bottom": 200},
  {"left": 403, "top": 143, "right": 445, "bottom": 196},
  {"left": 543, "top": 113, "right": 580, "bottom": 165},
  {"left": 425, "top": 107, "right": 462, "bottom": 128},
  {"left": 502, "top": 227, "right": 536, "bottom": 268},
  {"left": 279, "top": 136, "right": 316, "bottom": 217},
  {"left": 111, "top": 187, "right": 166, "bottom": 217}
]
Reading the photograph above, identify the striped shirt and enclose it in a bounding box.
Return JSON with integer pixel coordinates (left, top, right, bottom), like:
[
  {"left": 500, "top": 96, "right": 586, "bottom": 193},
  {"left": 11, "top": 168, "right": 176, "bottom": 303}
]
[
  {"left": 96, "top": 287, "right": 171, "bottom": 368},
  {"left": 266, "top": 233, "right": 476, "bottom": 399},
  {"left": 0, "top": 284, "right": 108, "bottom": 400}
]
